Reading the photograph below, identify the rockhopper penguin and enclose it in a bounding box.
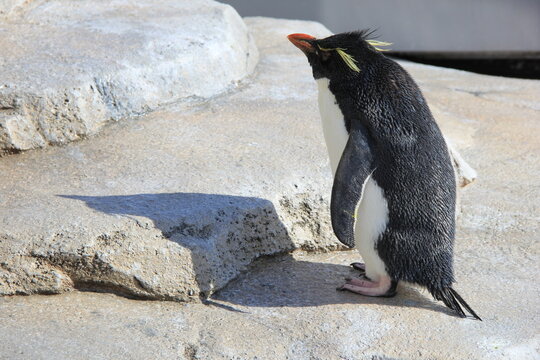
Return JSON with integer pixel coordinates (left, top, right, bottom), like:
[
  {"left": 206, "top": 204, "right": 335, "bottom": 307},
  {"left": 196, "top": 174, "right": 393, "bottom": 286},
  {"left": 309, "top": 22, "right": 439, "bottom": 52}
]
[{"left": 288, "top": 31, "right": 481, "bottom": 320}]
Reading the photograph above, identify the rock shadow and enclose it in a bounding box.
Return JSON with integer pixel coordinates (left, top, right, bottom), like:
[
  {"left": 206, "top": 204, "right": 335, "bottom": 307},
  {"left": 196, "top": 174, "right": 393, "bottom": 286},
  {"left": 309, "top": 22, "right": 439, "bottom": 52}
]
[
  {"left": 58, "top": 192, "right": 295, "bottom": 299},
  {"left": 58, "top": 193, "right": 456, "bottom": 316}
]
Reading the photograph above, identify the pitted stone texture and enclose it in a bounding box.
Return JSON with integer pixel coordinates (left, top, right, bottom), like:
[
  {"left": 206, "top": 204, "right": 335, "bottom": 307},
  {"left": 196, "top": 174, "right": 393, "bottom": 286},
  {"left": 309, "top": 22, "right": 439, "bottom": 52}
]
[
  {"left": 1, "top": 17, "right": 538, "bottom": 309},
  {"left": 0, "top": 196, "right": 292, "bottom": 300},
  {"left": 0, "top": 0, "right": 26, "bottom": 15},
  {"left": 0, "top": 0, "right": 258, "bottom": 153},
  {"left": 0, "top": 19, "right": 337, "bottom": 300},
  {"left": 0, "top": 17, "right": 538, "bottom": 360},
  {"left": 0, "top": 251, "right": 538, "bottom": 360}
]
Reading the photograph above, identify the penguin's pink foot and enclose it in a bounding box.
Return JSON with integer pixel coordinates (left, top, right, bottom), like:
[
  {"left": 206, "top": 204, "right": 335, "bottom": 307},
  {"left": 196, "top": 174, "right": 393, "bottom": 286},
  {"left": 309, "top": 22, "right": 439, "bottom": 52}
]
[
  {"left": 343, "top": 276, "right": 379, "bottom": 288},
  {"left": 337, "top": 275, "right": 397, "bottom": 297},
  {"left": 350, "top": 262, "right": 366, "bottom": 273}
]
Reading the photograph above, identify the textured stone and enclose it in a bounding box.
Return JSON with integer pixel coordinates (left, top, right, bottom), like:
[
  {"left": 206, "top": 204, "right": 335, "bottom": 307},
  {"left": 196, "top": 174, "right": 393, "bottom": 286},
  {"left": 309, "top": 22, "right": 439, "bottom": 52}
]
[
  {"left": 0, "top": 251, "right": 538, "bottom": 360},
  {"left": 1, "top": 16, "right": 538, "bottom": 313},
  {"left": 0, "top": 17, "right": 538, "bottom": 359},
  {"left": 0, "top": 0, "right": 258, "bottom": 153},
  {"left": 0, "top": 0, "right": 25, "bottom": 15},
  {"left": 0, "top": 18, "right": 336, "bottom": 300},
  {"left": 0, "top": 17, "right": 503, "bottom": 301}
]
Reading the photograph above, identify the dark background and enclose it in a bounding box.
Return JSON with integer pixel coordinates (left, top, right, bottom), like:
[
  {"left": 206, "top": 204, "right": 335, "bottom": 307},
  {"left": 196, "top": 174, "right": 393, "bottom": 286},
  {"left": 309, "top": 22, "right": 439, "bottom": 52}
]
[{"left": 221, "top": 0, "right": 540, "bottom": 78}]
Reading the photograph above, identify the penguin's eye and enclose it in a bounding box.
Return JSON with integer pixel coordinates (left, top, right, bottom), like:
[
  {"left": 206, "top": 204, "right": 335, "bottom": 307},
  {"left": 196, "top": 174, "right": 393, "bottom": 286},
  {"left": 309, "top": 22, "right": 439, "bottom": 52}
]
[
  {"left": 317, "top": 46, "right": 331, "bottom": 62},
  {"left": 319, "top": 49, "right": 331, "bottom": 62}
]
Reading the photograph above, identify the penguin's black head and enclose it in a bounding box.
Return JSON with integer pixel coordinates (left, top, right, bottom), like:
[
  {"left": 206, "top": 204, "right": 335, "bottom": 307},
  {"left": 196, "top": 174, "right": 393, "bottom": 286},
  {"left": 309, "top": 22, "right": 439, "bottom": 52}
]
[{"left": 288, "top": 31, "right": 387, "bottom": 80}]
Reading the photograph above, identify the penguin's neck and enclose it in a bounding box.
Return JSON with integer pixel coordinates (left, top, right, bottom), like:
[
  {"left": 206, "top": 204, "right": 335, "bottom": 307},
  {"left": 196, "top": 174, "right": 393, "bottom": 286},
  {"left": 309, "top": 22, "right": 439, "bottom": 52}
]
[{"left": 316, "top": 78, "right": 349, "bottom": 176}]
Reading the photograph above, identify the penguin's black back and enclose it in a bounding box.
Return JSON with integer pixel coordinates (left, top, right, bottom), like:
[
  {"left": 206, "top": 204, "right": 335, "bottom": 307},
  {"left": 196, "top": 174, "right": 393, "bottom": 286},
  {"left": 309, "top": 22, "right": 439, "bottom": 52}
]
[{"left": 330, "top": 56, "right": 457, "bottom": 289}]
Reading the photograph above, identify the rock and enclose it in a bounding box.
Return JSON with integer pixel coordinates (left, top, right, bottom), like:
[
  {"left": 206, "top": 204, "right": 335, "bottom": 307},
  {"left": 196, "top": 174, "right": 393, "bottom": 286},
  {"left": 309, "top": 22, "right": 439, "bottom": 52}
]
[
  {"left": 0, "top": 0, "right": 258, "bottom": 154},
  {"left": 0, "top": 17, "right": 538, "bottom": 359},
  {"left": 0, "top": 0, "right": 24, "bottom": 15},
  {"left": 0, "top": 251, "right": 538, "bottom": 359},
  {"left": 0, "top": 18, "right": 336, "bottom": 300},
  {"left": 1, "top": 16, "right": 538, "bottom": 311}
]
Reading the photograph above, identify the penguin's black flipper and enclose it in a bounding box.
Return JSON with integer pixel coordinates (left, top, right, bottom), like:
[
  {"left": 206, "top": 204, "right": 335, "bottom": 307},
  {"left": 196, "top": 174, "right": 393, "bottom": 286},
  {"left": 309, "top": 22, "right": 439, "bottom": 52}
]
[{"left": 331, "top": 122, "right": 374, "bottom": 248}]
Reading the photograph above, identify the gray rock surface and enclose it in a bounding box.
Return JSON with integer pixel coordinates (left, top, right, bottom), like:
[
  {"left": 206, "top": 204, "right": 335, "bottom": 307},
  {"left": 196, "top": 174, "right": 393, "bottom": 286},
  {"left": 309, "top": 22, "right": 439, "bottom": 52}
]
[
  {"left": 0, "top": 18, "right": 336, "bottom": 300},
  {"left": 0, "top": 0, "right": 258, "bottom": 153},
  {"left": 1, "top": 14, "right": 538, "bottom": 304},
  {"left": 0, "top": 0, "right": 25, "bottom": 15},
  {"left": 0, "top": 16, "right": 539, "bottom": 359},
  {"left": 0, "top": 251, "right": 538, "bottom": 360}
]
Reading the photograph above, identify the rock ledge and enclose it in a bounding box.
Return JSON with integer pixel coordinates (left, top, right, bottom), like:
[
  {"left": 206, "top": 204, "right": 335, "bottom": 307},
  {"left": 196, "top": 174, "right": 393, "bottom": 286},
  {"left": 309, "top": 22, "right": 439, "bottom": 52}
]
[{"left": 0, "top": 0, "right": 258, "bottom": 153}]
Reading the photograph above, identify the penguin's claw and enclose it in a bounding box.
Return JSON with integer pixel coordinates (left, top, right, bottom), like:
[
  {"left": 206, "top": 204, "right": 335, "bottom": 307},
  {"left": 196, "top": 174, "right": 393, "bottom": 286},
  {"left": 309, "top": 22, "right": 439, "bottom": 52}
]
[{"left": 350, "top": 262, "right": 366, "bottom": 273}]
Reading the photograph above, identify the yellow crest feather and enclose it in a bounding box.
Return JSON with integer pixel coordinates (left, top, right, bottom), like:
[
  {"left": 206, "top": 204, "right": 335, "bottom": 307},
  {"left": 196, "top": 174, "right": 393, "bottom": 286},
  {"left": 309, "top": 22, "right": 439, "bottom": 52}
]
[
  {"left": 318, "top": 45, "right": 360, "bottom": 72},
  {"left": 366, "top": 39, "right": 392, "bottom": 51},
  {"left": 336, "top": 48, "right": 361, "bottom": 72}
]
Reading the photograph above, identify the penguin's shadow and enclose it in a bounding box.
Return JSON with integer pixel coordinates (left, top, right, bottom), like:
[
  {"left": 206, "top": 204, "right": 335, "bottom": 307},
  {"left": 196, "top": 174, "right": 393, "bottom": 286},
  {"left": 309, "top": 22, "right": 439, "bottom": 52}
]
[{"left": 213, "top": 253, "right": 454, "bottom": 316}]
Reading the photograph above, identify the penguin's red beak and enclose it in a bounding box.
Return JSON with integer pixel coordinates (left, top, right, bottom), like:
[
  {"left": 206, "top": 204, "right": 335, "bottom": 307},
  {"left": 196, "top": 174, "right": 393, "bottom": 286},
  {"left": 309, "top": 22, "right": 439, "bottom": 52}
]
[{"left": 287, "top": 33, "right": 316, "bottom": 53}]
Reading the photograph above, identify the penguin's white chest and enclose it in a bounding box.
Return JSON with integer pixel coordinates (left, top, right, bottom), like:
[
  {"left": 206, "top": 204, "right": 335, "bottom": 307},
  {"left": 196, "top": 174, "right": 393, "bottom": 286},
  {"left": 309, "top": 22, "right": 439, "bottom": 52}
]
[
  {"left": 316, "top": 78, "right": 389, "bottom": 281},
  {"left": 316, "top": 78, "right": 349, "bottom": 175}
]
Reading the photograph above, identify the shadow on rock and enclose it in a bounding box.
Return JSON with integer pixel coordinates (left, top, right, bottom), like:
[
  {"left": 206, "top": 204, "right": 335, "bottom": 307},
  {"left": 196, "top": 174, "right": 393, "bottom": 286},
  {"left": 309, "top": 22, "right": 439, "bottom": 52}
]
[
  {"left": 57, "top": 193, "right": 452, "bottom": 316},
  {"left": 58, "top": 193, "right": 295, "bottom": 299},
  {"left": 213, "top": 253, "right": 454, "bottom": 316}
]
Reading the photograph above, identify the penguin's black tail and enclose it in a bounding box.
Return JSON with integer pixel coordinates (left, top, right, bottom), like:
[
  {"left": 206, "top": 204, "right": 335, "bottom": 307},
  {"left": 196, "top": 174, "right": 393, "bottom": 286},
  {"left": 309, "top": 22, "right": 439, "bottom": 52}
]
[{"left": 431, "top": 287, "right": 482, "bottom": 320}]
